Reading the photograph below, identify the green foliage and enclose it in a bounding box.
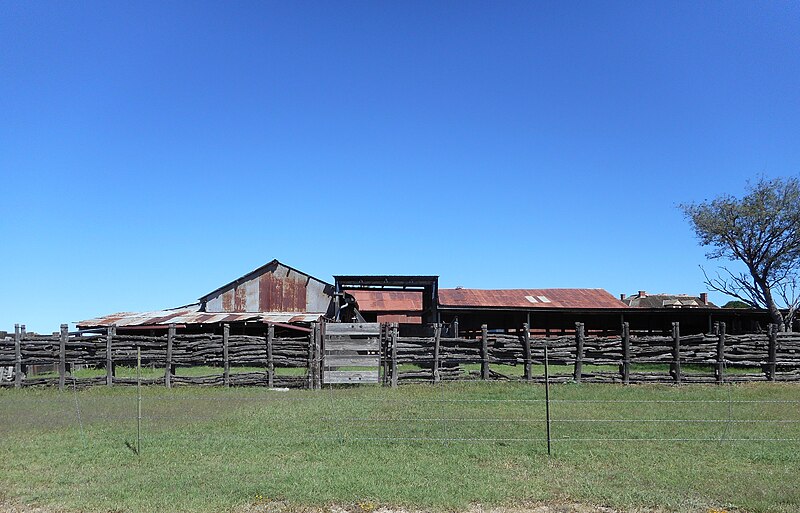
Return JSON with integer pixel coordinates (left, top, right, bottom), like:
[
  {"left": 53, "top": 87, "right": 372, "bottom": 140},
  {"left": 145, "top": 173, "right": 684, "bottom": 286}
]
[
  {"left": 723, "top": 300, "right": 752, "bottom": 309},
  {"left": 681, "top": 176, "right": 800, "bottom": 327}
]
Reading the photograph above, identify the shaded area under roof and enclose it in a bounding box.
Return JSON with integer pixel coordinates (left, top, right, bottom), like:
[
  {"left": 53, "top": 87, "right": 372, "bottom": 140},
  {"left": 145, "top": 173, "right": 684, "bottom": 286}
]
[{"left": 438, "top": 288, "right": 628, "bottom": 310}]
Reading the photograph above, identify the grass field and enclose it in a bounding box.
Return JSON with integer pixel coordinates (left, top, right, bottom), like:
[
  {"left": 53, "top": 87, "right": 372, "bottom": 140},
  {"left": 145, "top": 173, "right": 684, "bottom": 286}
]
[{"left": 1, "top": 382, "right": 799, "bottom": 513}]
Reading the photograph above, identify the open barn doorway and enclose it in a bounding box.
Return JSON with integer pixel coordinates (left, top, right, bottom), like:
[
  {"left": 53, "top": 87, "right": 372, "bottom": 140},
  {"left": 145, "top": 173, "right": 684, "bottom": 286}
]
[{"left": 332, "top": 275, "right": 440, "bottom": 325}]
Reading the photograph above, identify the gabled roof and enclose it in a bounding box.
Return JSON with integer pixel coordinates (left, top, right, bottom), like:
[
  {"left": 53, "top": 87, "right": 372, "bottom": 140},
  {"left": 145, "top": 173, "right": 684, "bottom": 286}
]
[
  {"left": 438, "top": 288, "right": 627, "bottom": 310},
  {"left": 199, "top": 259, "right": 332, "bottom": 302}
]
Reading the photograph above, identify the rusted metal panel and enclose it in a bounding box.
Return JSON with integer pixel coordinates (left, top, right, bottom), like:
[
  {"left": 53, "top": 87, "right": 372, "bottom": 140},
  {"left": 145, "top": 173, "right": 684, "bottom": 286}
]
[
  {"left": 77, "top": 306, "right": 323, "bottom": 328},
  {"left": 348, "top": 290, "right": 422, "bottom": 312},
  {"left": 200, "top": 259, "right": 333, "bottom": 314},
  {"left": 438, "top": 288, "right": 628, "bottom": 309}
]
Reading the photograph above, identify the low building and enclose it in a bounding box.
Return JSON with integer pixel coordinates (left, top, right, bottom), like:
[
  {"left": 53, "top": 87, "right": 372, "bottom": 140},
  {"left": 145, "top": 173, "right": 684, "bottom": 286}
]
[{"left": 622, "top": 291, "right": 717, "bottom": 308}]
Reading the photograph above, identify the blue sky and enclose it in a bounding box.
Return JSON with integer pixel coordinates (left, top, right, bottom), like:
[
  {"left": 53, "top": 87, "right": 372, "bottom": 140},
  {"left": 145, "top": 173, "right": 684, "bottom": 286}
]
[{"left": 2, "top": 1, "right": 799, "bottom": 332}]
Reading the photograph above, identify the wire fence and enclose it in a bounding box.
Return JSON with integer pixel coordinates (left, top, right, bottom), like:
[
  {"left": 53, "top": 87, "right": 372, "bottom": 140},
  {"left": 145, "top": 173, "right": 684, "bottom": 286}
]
[{"left": 3, "top": 378, "right": 800, "bottom": 456}]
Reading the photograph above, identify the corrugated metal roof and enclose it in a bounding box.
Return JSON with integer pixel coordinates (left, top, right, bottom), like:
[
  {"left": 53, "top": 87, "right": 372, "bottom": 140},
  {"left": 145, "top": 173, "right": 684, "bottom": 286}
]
[
  {"left": 77, "top": 305, "right": 322, "bottom": 328},
  {"left": 348, "top": 290, "right": 423, "bottom": 312},
  {"left": 438, "top": 288, "right": 627, "bottom": 309},
  {"left": 623, "top": 294, "right": 718, "bottom": 308}
]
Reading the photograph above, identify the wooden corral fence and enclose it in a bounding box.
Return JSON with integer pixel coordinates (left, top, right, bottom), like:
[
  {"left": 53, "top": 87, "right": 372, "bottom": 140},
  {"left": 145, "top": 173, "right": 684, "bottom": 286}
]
[{"left": 2, "top": 321, "right": 799, "bottom": 389}]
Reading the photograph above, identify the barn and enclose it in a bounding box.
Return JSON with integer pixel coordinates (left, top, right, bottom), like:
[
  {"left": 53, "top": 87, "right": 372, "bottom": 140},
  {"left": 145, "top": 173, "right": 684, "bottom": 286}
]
[{"left": 78, "top": 259, "right": 334, "bottom": 334}]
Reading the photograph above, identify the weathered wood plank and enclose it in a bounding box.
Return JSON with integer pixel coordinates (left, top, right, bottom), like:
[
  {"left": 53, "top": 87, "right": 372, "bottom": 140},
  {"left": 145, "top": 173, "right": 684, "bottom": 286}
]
[
  {"left": 323, "top": 370, "right": 380, "bottom": 383},
  {"left": 324, "top": 355, "right": 380, "bottom": 367},
  {"left": 323, "top": 338, "right": 380, "bottom": 351},
  {"left": 324, "top": 323, "right": 381, "bottom": 336}
]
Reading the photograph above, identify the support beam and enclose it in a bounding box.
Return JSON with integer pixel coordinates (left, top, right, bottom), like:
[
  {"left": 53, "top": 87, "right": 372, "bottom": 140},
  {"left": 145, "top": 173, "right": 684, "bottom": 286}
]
[
  {"left": 106, "top": 325, "right": 114, "bottom": 387},
  {"left": 14, "top": 324, "right": 21, "bottom": 388},
  {"left": 671, "top": 322, "right": 681, "bottom": 385},
  {"left": 165, "top": 324, "right": 175, "bottom": 388},
  {"left": 523, "top": 323, "right": 532, "bottom": 382},
  {"left": 573, "top": 322, "right": 584, "bottom": 383},
  {"left": 433, "top": 323, "right": 441, "bottom": 384},
  {"left": 481, "top": 324, "right": 489, "bottom": 380},
  {"left": 267, "top": 323, "right": 274, "bottom": 388},
  {"left": 223, "top": 323, "right": 230, "bottom": 387},
  {"left": 716, "top": 322, "right": 726, "bottom": 384},
  {"left": 59, "top": 324, "right": 67, "bottom": 391},
  {"left": 621, "top": 321, "right": 630, "bottom": 385}
]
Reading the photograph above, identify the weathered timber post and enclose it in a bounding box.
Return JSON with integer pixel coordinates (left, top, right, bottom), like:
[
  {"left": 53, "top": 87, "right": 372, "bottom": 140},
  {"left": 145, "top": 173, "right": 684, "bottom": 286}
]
[
  {"left": 267, "top": 323, "right": 274, "bottom": 388},
  {"left": 314, "top": 320, "right": 322, "bottom": 389},
  {"left": 106, "top": 325, "right": 114, "bottom": 387},
  {"left": 573, "top": 322, "right": 585, "bottom": 383},
  {"left": 59, "top": 324, "right": 68, "bottom": 391},
  {"left": 165, "top": 324, "right": 175, "bottom": 388},
  {"left": 523, "top": 323, "right": 532, "bottom": 382},
  {"left": 223, "top": 323, "right": 230, "bottom": 387},
  {"left": 433, "top": 323, "right": 441, "bottom": 384},
  {"left": 390, "top": 323, "right": 399, "bottom": 388},
  {"left": 13, "top": 324, "right": 21, "bottom": 388},
  {"left": 671, "top": 322, "right": 681, "bottom": 385},
  {"left": 716, "top": 322, "right": 726, "bottom": 384},
  {"left": 307, "top": 323, "right": 316, "bottom": 389},
  {"left": 453, "top": 317, "right": 459, "bottom": 338},
  {"left": 767, "top": 324, "right": 778, "bottom": 381},
  {"left": 481, "top": 324, "right": 489, "bottom": 380},
  {"left": 621, "top": 322, "right": 630, "bottom": 385}
]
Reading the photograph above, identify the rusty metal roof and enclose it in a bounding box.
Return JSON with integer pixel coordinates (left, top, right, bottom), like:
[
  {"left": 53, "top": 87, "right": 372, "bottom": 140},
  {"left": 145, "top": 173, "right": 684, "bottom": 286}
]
[
  {"left": 347, "top": 290, "right": 423, "bottom": 312},
  {"left": 438, "top": 289, "right": 627, "bottom": 310},
  {"left": 77, "top": 305, "right": 322, "bottom": 328}
]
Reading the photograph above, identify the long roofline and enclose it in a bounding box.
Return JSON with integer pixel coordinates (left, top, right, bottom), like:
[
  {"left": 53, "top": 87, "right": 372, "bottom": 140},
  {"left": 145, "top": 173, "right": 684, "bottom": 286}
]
[{"left": 199, "top": 259, "right": 333, "bottom": 302}]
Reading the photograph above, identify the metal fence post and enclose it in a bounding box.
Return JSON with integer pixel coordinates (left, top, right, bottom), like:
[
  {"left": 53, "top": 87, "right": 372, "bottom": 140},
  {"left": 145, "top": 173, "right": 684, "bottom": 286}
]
[{"left": 544, "top": 340, "right": 552, "bottom": 456}]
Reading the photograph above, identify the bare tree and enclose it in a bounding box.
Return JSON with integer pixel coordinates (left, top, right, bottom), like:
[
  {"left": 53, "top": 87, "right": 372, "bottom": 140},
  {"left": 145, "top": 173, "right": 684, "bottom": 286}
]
[{"left": 681, "top": 176, "right": 800, "bottom": 331}]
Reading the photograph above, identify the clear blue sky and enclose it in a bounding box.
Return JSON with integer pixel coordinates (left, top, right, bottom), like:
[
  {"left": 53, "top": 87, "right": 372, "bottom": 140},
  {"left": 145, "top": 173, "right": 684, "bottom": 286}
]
[{"left": 2, "top": 1, "right": 799, "bottom": 333}]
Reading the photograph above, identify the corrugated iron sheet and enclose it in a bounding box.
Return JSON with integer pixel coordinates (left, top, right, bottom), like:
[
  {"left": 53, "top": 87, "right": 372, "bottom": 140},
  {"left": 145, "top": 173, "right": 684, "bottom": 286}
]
[
  {"left": 438, "top": 289, "right": 627, "bottom": 309},
  {"left": 204, "top": 260, "right": 330, "bottom": 313},
  {"left": 347, "top": 290, "right": 423, "bottom": 312},
  {"left": 77, "top": 305, "right": 322, "bottom": 328}
]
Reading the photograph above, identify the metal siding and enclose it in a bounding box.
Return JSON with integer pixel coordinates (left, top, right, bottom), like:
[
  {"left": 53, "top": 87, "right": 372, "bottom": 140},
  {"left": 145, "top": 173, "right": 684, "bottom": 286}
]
[
  {"left": 234, "top": 286, "right": 246, "bottom": 312},
  {"left": 199, "top": 260, "right": 334, "bottom": 314},
  {"left": 244, "top": 278, "right": 260, "bottom": 312},
  {"left": 306, "top": 279, "right": 334, "bottom": 313},
  {"left": 221, "top": 290, "right": 234, "bottom": 311}
]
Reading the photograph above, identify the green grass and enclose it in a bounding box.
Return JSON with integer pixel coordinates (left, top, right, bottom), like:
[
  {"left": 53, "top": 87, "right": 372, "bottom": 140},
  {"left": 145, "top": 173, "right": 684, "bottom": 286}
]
[
  {"left": 32, "top": 365, "right": 307, "bottom": 379},
  {"left": 1, "top": 382, "right": 799, "bottom": 513}
]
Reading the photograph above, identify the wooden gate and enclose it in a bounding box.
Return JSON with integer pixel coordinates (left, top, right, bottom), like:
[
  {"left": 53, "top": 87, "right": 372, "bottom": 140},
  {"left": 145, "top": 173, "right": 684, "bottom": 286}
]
[{"left": 323, "top": 322, "right": 381, "bottom": 384}]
